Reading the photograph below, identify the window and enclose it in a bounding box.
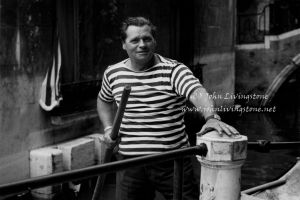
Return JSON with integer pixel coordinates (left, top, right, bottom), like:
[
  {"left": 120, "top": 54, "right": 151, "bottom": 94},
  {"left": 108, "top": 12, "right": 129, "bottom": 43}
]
[{"left": 55, "top": 0, "right": 126, "bottom": 114}]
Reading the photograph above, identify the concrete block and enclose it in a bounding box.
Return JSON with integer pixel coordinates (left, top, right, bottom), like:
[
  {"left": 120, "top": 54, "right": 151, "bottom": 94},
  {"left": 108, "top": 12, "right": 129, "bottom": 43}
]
[
  {"left": 30, "top": 147, "right": 63, "bottom": 199},
  {"left": 57, "top": 138, "right": 95, "bottom": 170},
  {"left": 85, "top": 133, "right": 106, "bottom": 164}
]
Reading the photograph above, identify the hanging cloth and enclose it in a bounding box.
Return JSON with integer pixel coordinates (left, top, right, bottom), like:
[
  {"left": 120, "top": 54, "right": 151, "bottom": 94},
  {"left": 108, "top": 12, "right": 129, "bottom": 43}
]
[
  {"left": 39, "top": 36, "right": 62, "bottom": 111},
  {"left": 39, "top": 0, "right": 78, "bottom": 111}
]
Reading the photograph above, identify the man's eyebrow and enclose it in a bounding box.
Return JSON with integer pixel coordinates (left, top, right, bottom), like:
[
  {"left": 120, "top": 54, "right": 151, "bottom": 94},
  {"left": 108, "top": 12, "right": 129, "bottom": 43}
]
[
  {"left": 128, "top": 36, "right": 140, "bottom": 41},
  {"left": 128, "top": 35, "right": 153, "bottom": 42}
]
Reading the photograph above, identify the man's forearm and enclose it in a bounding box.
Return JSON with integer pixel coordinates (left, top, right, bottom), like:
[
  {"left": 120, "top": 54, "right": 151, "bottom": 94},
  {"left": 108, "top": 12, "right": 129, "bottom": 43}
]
[
  {"left": 189, "top": 87, "right": 216, "bottom": 119},
  {"left": 97, "top": 98, "right": 114, "bottom": 130}
]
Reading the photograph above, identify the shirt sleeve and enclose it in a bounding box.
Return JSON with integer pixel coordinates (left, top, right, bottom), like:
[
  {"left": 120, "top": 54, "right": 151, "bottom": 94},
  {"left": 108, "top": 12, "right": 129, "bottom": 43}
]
[
  {"left": 98, "top": 69, "right": 114, "bottom": 102},
  {"left": 171, "top": 64, "right": 203, "bottom": 100}
]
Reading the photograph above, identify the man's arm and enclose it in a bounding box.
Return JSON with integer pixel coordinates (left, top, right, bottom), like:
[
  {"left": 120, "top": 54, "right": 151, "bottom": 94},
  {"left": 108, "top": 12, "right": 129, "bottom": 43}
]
[
  {"left": 97, "top": 97, "right": 115, "bottom": 139},
  {"left": 189, "top": 87, "right": 239, "bottom": 136}
]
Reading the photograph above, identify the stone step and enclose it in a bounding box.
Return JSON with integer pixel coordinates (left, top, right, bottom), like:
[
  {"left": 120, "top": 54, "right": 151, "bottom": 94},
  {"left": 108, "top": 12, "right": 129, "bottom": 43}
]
[
  {"left": 29, "top": 134, "right": 103, "bottom": 199},
  {"left": 57, "top": 137, "right": 95, "bottom": 170},
  {"left": 30, "top": 147, "right": 63, "bottom": 199}
]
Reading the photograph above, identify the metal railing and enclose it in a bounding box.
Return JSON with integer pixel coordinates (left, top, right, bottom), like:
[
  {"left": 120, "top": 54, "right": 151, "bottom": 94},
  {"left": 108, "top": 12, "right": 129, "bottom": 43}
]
[
  {"left": 0, "top": 144, "right": 208, "bottom": 200},
  {"left": 0, "top": 140, "right": 299, "bottom": 199},
  {"left": 237, "top": 2, "right": 300, "bottom": 44}
]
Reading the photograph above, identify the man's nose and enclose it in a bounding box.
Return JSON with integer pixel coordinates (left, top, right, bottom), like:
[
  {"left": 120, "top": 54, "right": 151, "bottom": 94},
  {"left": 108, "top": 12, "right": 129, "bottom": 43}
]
[{"left": 138, "top": 40, "right": 146, "bottom": 47}]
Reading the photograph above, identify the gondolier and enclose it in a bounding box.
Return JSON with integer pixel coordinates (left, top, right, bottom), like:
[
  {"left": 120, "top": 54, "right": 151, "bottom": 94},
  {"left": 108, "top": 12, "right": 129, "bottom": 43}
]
[{"left": 97, "top": 16, "right": 239, "bottom": 200}]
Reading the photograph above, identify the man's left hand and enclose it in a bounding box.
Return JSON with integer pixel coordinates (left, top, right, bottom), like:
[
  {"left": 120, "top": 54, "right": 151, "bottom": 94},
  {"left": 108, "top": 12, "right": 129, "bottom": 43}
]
[{"left": 199, "top": 119, "right": 239, "bottom": 136}]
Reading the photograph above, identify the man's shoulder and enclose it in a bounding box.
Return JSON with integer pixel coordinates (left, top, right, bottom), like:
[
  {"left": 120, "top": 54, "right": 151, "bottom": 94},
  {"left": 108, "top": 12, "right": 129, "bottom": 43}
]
[
  {"left": 156, "top": 54, "right": 183, "bottom": 67},
  {"left": 105, "top": 59, "right": 128, "bottom": 72}
]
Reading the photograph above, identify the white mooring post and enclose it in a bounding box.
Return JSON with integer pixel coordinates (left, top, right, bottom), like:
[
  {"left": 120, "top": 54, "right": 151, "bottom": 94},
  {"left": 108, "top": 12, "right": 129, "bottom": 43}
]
[{"left": 197, "top": 131, "right": 248, "bottom": 200}]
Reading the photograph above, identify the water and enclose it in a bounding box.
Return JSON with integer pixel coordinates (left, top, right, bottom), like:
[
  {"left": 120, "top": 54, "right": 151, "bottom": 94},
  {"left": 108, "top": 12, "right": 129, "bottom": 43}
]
[
  {"left": 225, "top": 112, "right": 300, "bottom": 190},
  {"left": 235, "top": 71, "right": 300, "bottom": 190}
]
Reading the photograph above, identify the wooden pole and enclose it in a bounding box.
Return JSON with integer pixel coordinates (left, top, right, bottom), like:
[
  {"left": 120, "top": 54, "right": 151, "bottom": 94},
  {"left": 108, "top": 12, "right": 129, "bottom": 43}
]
[
  {"left": 173, "top": 158, "right": 183, "bottom": 200},
  {"left": 92, "top": 85, "right": 131, "bottom": 200}
]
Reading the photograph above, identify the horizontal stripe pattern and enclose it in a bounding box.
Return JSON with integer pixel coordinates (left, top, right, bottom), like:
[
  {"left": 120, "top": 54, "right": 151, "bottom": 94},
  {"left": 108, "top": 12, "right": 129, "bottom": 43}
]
[{"left": 98, "top": 54, "right": 202, "bottom": 156}]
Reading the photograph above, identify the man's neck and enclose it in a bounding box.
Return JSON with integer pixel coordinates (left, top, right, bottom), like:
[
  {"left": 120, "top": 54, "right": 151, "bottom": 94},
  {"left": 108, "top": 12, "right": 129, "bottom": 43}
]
[{"left": 128, "top": 55, "right": 156, "bottom": 71}]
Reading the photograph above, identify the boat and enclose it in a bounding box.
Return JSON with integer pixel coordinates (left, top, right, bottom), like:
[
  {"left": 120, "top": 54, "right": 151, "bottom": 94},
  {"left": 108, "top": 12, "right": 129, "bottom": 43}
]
[{"left": 241, "top": 157, "right": 300, "bottom": 200}]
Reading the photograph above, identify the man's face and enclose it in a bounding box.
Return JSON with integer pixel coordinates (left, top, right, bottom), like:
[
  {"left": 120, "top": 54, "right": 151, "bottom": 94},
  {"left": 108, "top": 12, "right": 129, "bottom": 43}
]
[{"left": 122, "top": 25, "right": 156, "bottom": 65}]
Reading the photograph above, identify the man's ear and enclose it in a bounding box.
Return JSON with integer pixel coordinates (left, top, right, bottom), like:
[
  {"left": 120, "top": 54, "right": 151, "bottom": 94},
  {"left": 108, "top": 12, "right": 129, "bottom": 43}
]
[{"left": 122, "top": 42, "right": 126, "bottom": 50}]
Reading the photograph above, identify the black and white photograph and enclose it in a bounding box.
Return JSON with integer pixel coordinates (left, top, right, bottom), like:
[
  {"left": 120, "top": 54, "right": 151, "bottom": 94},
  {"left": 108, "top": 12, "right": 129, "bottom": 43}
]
[{"left": 0, "top": 0, "right": 300, "bottom": 200}]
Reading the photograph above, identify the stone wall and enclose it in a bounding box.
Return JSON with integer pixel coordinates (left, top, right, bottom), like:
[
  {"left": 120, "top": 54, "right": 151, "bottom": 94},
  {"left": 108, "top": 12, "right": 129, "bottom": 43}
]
[
  {"left": 194, "top": 0, "right": 236, "bottom": 107},
  {"left": 235, "top": 29, "right": 300, "bottom": 106},
  {"left": 0, "top": 0, "right": 99, "bottom": 184}
]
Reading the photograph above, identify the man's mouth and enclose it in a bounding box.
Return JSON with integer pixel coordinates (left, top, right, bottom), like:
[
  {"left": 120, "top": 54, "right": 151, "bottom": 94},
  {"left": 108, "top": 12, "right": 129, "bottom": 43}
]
[{"left": 137, "top": 51, "right": 148, "bottom": 54}]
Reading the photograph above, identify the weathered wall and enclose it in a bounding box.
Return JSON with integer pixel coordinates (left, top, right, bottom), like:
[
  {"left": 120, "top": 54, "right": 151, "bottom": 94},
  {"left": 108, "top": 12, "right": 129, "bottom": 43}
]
[
  {"left": 194, "top": 0, "right": 236, "bottom": 107},
  {"left": 235, "top": 30, "right": 300, "bottom": 105},
  {"left": 0, "top": 0, "right": 53, "bottom": 183},
  {"left": 0, "top": 0, "right": 99, "bottom": 184}
]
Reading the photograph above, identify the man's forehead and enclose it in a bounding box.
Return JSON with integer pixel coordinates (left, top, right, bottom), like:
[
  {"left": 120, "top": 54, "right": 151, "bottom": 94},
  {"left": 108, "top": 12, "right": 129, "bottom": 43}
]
[{"left": 125, "top": 25, "right": 153, "bottom": 37}]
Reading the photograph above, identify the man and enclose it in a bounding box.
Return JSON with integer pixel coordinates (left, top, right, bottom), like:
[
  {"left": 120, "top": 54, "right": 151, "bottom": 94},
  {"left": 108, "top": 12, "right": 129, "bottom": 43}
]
[{"left": 97, "top": 16, "right": 239, "bottom": 200}]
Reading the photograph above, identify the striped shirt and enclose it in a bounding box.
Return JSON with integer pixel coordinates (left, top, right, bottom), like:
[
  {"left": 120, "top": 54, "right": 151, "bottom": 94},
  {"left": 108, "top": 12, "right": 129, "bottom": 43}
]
[{"left": 98, "top": 54, "right": 202, "bottom": 156}]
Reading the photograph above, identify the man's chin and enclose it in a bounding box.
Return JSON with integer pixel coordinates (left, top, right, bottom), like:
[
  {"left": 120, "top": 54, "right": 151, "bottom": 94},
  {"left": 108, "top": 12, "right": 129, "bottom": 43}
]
[
  {"left": 136, "top": 52, "right": 150, "bottom": 57},
  {"left": 135, "top": 54, "right": 153, "bottom": 61}
]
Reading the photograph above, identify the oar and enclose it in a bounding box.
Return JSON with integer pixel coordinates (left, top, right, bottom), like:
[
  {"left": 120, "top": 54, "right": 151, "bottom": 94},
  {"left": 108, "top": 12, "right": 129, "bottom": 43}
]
[
  {"left": 248, "top": 140, "right": 300, "bottom": 152},
  {"left": 92, "top": 85, "right": 131, "bottom": 200}
]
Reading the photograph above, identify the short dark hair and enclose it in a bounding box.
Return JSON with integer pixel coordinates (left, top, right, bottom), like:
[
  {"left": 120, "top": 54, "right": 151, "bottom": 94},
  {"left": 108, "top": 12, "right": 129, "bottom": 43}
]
[{"left": 120, "top": 16, "right": 157, "bottom": 42}]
